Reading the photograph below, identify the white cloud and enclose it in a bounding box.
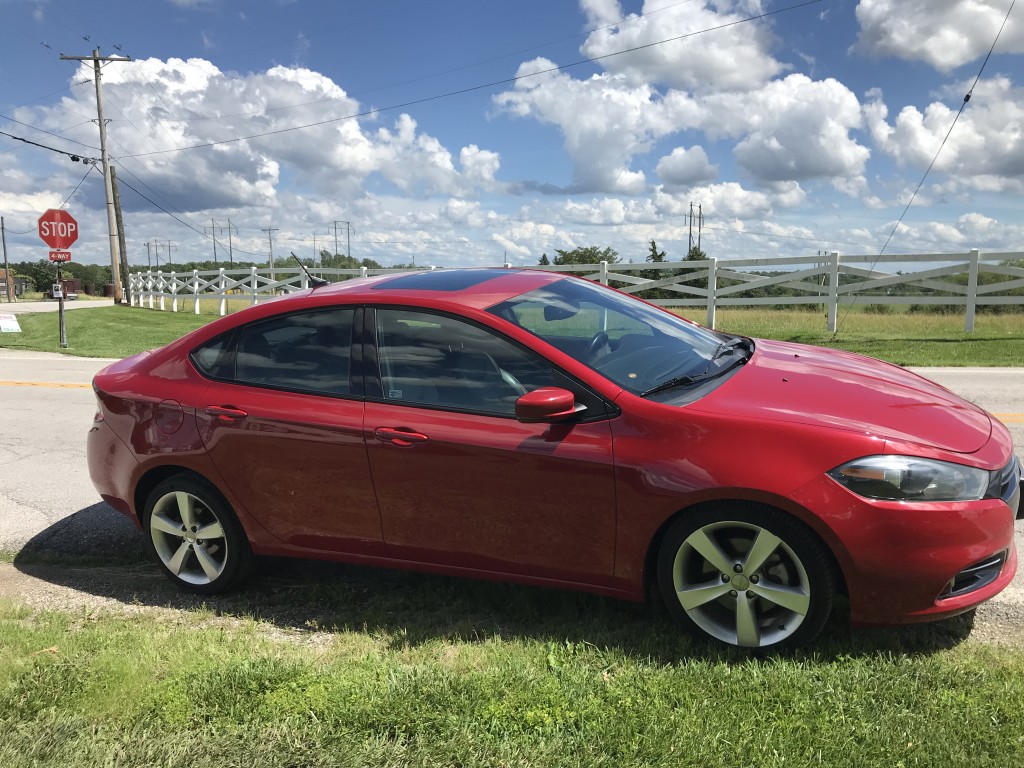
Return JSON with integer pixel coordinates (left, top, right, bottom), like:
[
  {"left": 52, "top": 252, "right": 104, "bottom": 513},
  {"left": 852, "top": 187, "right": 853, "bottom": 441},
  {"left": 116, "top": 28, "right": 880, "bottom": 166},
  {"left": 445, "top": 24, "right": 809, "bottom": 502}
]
[
  {"left": 460, "top": 144, "right": 500, "bottom": 184},
  {"left": 19, "top": 58, "right": 501, "bottom": 215},
  {"left": 854, "top": 0, "right": 1024, "bottom": 72},
  {"left": 864, "top": 78, "right": 1024, "bottom": 191},
  {"left": 720, "top": 75, "right": 869, "bottom": 182},
  {"left": 580, "top": 0, "right": 786, "bottom": 91},
  {"left": 495, "top": 60, "right": 654, "bottom": 194},
  {"left": 656, "top": 146, "right": 717, "bottom": 186}
]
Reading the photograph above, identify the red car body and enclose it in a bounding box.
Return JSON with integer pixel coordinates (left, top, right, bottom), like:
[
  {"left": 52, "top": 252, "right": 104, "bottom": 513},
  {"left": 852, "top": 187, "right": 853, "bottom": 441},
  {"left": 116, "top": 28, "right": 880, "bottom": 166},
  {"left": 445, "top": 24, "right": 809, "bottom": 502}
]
[{"left": 87, "top": 269, "right": 1020, "bottom": 645}]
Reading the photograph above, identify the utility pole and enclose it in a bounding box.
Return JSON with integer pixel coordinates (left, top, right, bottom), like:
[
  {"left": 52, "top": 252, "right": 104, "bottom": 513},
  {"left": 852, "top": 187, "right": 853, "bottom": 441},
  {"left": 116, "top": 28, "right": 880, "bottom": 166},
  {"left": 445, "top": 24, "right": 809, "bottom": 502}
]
[
  {"left": 111, "top": 166, "right": 130, "bottom": 304},
  {"left": 1, "top": 216, "right": 15, "bottom": 303},
  {"left": 261, "top": 226, "right": 279, "bottom": 280},
  {"left": 225, "top": 219, "right": 238, "bottom": 264},
  {"left": 165, "top": 240, "right": 177, "bottom": 268},
  {"left": 60, "top": 48, "right": 131, "bottom": 303},
  {"left": 203, "top": 219, "right": 222, "bottom": 264},
  {"left": 144, "top": 241, "right": 153, "bottom": 269}
]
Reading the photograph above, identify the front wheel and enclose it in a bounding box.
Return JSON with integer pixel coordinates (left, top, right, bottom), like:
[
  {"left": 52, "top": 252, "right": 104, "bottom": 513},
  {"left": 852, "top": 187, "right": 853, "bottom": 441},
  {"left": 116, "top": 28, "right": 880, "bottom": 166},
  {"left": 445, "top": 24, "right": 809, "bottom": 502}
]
[
  {"left": 657, "top": 504, "right": 835, "bottom": 650},
  {"left": 143, "top": 474, "right": 254, "bottom": 594}
]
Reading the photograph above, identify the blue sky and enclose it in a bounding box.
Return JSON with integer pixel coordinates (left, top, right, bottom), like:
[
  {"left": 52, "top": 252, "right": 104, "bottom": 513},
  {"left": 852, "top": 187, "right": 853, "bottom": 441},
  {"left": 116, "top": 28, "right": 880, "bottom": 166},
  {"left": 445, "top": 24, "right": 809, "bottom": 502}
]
[{"left": 1, "top": 0, "right": 1022, "bottom": 268}]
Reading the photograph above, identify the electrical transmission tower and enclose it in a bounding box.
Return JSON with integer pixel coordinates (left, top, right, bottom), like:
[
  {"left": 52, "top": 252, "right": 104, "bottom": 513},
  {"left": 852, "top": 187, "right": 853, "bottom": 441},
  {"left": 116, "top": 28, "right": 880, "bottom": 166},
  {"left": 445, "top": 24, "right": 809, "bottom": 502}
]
[
  {"left": 204, "top": 219, "right": 223, "bottom": 264},
  {"left": 330, "top": 220, "right": 353, "bottom": 260}
]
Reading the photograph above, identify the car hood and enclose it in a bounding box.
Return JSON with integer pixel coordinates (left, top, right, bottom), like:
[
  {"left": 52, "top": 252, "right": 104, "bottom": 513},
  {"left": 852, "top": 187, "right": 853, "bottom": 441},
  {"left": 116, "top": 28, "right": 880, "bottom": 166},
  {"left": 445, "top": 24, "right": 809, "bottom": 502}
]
[{"left": 692, "top": 339, "right": 992, "bottom": 454}]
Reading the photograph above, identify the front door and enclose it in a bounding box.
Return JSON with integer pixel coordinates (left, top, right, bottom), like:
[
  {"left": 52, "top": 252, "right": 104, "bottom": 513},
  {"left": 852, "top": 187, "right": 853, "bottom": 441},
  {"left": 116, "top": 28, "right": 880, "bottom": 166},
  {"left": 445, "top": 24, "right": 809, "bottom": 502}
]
[{"left": 364, "top": 308, "right": 617, "bottom": 582}]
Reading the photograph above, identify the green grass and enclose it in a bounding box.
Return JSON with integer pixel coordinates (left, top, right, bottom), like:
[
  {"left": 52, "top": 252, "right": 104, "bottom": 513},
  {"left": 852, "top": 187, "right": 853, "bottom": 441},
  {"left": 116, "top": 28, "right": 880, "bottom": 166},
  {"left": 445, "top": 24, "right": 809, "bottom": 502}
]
[
  {"left": 2, "top": 304, "right": 1023, "bottom": 365},
  {"left": 0, "top": 306, "right": 213, "bottom": 358},
  {"left": 0, "top": 580, "right": 1021, "bottom": 768},
  {"left": 676, "top": 308, "right": 1024, "bottom": 367}
]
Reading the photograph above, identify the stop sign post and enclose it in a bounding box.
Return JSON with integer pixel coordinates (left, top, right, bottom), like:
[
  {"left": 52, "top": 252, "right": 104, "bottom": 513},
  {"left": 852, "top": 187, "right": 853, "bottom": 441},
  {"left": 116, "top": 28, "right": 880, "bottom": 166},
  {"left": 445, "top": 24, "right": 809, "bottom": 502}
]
[{"left": 38, "top": 208, "right": 78, "bottom": 349}]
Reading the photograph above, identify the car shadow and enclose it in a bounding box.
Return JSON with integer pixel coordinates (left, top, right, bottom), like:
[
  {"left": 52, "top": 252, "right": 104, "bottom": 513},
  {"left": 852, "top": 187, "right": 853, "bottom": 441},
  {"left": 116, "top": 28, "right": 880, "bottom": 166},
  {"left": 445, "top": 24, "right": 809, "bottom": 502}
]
[{"left": 13, "top": 503, "right": 977, "bottom": 664}]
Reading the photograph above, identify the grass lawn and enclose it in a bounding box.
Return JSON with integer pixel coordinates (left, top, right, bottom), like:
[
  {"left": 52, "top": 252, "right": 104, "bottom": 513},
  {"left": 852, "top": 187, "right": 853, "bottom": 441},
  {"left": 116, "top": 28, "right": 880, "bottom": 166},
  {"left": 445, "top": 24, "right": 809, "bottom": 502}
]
[
  {"left": 0, "top": 305, "right": 212, "bottom": 358},
  {"left": 3, "top": 304, "right": 1023, "bottom": 365},
  {"left": 1, "top": 568, "right": 1022, "bottom": 768}
]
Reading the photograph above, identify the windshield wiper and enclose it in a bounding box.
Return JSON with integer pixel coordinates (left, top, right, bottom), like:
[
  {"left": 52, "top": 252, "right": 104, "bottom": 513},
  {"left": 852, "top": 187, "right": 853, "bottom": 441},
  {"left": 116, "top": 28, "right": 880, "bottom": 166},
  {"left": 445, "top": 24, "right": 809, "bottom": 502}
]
[
  {"left": 640, "top": 374, "right": 702, "bottom": 398},
  {"left": 641, "top": 339, "right": 753, "bottom": 398}
]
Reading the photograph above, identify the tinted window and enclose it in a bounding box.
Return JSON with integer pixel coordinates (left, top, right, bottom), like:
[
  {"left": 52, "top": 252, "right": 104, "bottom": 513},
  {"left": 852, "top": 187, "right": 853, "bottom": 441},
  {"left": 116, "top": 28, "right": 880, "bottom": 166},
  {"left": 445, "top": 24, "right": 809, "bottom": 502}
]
[
  {"left": 191, "top": 336, "right": 232, "bottom": 379},
  {"left": 488, "top": 277, "right": 721, "bottom": 394},
  {"left": 374, "top": 269, "right": 508, "bottom": 292},
  {"left": 375, "top": 309, "right": 554, "bottom": 415},
  {"left": 231, "top": 308, "right": 354, "bottom": 395}
]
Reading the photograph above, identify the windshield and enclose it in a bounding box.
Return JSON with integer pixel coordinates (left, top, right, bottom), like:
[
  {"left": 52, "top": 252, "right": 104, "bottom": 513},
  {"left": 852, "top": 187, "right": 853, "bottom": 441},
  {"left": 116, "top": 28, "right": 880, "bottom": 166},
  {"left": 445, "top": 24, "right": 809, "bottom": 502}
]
[{"left": 488, "top": 277, "right": 728, "bottom": 395}]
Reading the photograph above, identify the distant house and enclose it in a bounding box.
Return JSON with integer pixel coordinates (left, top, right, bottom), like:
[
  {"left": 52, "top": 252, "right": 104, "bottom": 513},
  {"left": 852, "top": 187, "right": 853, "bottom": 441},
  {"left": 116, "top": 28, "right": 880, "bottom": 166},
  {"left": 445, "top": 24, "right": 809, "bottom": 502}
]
[{"left": 0, "top": 269, "right": 29, "bottom": 299}]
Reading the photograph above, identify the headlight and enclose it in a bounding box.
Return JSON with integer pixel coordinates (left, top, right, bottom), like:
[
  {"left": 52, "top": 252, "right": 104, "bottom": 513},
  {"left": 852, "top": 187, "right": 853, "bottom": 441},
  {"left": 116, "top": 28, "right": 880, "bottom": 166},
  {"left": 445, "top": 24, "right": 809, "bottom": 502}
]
[{"left": 827, "top": 456, "right": 991, "bottom": 502}]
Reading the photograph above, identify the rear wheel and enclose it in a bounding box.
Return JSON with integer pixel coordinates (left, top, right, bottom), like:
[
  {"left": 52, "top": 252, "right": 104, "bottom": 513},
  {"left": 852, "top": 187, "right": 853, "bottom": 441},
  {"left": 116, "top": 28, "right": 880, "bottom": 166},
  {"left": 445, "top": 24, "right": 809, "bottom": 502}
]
[
  {"left": 657, "top": 503, "right": 834, "bottom": 650},
  {"left": 143, "top": 474, "right": 253, "bottom": 594}
]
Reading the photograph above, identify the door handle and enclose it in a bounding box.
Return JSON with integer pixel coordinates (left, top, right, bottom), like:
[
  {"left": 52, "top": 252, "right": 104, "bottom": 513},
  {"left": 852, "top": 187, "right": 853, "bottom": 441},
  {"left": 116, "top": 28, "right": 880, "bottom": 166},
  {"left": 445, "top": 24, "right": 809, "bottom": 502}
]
[
  {"left": 204, "top": 405, "right": 248, "bottom": 420},
  {"left": 374, "top": 427, "right": 429, "bottom": 446}
]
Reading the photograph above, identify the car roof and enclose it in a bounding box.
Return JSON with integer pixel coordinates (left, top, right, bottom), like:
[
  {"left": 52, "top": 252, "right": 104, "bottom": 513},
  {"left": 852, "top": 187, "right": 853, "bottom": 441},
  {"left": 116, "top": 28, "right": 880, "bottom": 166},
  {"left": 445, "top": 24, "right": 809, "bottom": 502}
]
[{"left": 302, "top": 267, "right": 565, "bottom": 310}]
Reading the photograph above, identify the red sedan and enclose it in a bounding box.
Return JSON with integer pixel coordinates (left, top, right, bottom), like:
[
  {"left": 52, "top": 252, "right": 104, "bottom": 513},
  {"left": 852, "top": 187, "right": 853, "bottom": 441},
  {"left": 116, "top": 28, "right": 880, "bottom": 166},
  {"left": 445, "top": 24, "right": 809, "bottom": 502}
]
[{"left": 87, "top": 269, "right": 1021, "bottom": 649}]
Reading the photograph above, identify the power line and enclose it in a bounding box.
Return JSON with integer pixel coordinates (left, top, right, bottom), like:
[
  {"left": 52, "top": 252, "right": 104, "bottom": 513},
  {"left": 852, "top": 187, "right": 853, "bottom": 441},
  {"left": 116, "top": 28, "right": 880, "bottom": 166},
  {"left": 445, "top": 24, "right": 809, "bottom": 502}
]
[
  {"left": 123, "top": 0, "right": 823, "bottom": 159},
  {"left": 0, "top": 128, "right": 98, "bottom": 162}
]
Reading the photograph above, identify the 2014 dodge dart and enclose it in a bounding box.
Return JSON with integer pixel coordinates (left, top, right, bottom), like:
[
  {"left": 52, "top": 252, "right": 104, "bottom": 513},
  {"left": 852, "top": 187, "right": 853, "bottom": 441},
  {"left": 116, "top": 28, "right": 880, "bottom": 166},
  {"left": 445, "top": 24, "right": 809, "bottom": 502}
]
[{"left": 88, "top": 269, "right": 1022, "bottom": 649}]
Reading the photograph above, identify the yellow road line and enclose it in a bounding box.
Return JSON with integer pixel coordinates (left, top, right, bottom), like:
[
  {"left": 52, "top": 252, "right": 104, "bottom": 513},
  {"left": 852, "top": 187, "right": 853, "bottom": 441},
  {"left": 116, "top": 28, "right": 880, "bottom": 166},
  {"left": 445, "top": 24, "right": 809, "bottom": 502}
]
[
  {"left": 994, "top": 414, "right": 1024, "bottom": 424},
  {"left": 0, "top": 380, "right": 91, "bottom": 389}
]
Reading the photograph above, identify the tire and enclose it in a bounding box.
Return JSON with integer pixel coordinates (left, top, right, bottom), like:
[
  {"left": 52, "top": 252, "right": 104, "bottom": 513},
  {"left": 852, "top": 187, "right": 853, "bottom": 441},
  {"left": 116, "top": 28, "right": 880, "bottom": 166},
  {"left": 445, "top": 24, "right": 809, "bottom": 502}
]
[
  {"left": 656, "top": 503, "right": 835, "bottom": 650},
  {"left": 142, "top": 474, "right": 254, "bottom": 594}
]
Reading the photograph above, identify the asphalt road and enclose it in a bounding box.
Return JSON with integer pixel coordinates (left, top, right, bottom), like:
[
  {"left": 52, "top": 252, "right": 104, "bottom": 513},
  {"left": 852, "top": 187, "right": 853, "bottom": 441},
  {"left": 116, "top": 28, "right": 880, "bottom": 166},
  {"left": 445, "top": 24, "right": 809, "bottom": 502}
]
[{"left": 0, "top": 348, "right": 1021, "bottom": 641}]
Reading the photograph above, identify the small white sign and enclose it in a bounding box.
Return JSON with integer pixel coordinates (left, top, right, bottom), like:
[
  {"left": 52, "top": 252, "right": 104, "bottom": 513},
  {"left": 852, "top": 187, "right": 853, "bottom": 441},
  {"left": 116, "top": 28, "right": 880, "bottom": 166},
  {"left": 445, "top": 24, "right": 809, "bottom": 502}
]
[{"left": 0, "top": 313, "right": 22, "bottom": 333}]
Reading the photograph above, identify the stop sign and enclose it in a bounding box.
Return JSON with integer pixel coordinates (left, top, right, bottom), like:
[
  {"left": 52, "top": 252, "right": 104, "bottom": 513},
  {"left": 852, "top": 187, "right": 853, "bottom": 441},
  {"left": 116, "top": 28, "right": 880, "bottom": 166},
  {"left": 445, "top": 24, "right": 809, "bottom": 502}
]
[{"left": 38, "top": 209, "right": 79, "bottom": 250}]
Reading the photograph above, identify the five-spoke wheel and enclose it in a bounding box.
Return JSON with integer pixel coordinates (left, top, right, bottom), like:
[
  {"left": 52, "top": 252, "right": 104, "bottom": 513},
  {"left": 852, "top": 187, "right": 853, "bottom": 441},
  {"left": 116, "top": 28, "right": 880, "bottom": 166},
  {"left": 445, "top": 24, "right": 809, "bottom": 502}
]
[
  {"left": 658, "top": 504, "right": 834, "bottom": 649},
  {"left": 143, "top": 475, "right": 253, "bottom": 594}
]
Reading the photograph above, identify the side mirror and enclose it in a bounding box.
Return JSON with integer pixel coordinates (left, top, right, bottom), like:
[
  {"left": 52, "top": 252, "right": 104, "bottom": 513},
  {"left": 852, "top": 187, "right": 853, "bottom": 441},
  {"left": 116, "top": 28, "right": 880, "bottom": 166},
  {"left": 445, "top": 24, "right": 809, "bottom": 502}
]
[{"left": 515, "top": 387, "right": 585, "bottom": 423}]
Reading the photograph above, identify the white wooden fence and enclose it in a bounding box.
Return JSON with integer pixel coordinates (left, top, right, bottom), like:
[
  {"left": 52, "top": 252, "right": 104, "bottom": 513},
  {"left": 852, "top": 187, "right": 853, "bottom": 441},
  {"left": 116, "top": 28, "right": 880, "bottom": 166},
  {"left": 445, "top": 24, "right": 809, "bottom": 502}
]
[{"left": 127, "top": 249, "right": 1024, "bottom": 332}]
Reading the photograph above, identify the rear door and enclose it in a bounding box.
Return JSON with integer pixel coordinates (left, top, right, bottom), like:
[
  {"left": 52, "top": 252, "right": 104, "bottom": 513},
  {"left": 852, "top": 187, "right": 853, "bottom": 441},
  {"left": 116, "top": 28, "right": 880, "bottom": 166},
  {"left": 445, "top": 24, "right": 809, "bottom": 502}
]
[{"left": 195, "top": 306, "right": 384, "bottom": 555}]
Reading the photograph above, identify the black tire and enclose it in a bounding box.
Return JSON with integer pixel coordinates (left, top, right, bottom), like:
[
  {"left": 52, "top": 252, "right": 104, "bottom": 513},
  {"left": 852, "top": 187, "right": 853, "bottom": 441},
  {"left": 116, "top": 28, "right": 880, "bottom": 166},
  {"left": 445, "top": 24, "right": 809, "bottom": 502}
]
[
  {"left": 656, "top": 502, "right": 835, "bottom": 650},
  {"left": 142, "top": 474, "right": 254, "bottom": 594}
]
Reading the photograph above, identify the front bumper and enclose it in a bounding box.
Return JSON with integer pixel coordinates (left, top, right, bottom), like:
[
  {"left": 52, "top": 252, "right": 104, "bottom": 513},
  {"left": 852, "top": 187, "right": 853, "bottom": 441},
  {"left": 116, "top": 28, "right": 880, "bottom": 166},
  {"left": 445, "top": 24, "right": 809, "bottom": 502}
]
[{"left": 789, "top": 473, "right": 1018, "bottom": 626}]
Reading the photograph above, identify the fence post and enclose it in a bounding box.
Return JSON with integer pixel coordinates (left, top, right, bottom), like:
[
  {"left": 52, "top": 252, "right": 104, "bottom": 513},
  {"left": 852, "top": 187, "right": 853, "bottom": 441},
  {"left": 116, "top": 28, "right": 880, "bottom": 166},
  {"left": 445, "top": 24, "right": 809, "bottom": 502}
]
[
  {"left": 251, "top": 266, "right": 259, "bottom": 306},
  {"left": 157, "top": 271, "right": 166, "bottom": 311},
  {"left": 193, "top": 270, "right": 200, "bottom": 315},
  {"left": 170, "top": 271, "right": 178, "bottom": 312},
  {"left": 705, "top": 257, "right": 717, "bottom": 329},
  {"left": 360, "top": 266, "right": 368, "bottom": 278},
  {"left": 599, "top": 261, "right": 609, "bottom": 286},
  {"left": 147, "top": 271, "right": 154, "bottom": 310},
  {"left": 965, "top": 248, "right": 980, "bottom": 333},
  {"left": 827, "top": 251, "right": 840, "bottom": 332},
  {"left": 218, "top": 268, "right": 227, "bottom": 317}
]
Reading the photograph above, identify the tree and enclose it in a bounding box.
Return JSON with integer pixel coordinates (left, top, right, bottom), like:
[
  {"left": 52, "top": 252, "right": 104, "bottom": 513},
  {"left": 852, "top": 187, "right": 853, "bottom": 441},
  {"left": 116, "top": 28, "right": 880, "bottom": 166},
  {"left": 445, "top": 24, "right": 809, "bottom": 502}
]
[
  {"left": 686, "top": 245, "right": 707, "bottom": 261},
  {"left": 538, "top": 253, "right": 550, "bottom": 266},
  {"left": 552, "top": 246, "right": 619, "bottom": 265},
  {"left": 639, "top": 240, "right": 672, "bottom": 300}
]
